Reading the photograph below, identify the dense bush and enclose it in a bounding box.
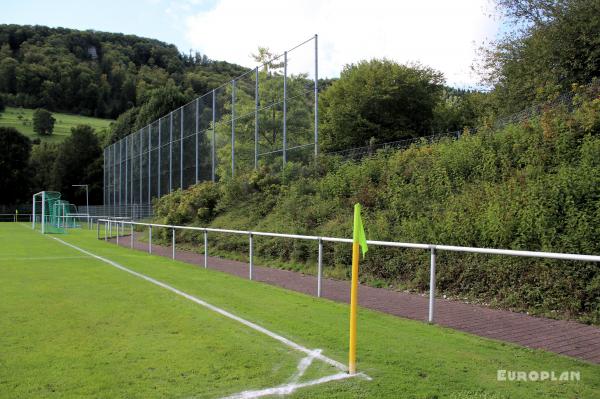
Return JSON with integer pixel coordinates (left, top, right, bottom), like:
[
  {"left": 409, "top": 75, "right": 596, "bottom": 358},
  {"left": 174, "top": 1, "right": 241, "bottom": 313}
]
[{"left": 154, "top": 87, "right": 600, "bottom": 324}]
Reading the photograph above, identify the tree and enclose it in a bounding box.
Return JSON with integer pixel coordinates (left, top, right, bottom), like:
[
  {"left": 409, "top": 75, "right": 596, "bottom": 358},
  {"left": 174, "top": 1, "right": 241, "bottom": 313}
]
[
  {"left": 319, "top": 59, "right": 444, "bottom": 151},
  {"left": 53, "top": 125, "right": 102, "bottom": 203},
  {"left": 0, "top": 127, "right": 31, "bottom": 205},
  {"left": 29, "top": 142, "right": 59, "bottom": 193},
  {"left": 32, "top": 108, "right": 56, "bottom": 136},
  {"left": 481, "top": 0, "right": 600, "bottom": 114}
]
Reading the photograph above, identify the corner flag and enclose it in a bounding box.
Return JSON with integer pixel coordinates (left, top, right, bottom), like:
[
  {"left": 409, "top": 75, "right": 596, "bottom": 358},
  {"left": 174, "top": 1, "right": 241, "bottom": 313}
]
[{"left": 349, "top": 203, "right": 367, "bottom": 374}]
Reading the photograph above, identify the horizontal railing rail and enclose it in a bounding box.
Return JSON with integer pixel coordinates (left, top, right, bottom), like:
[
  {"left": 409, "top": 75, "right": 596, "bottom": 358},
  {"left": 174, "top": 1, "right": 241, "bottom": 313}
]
[{"left": 98, "top": 218, "right": 600, "bottom": 324}]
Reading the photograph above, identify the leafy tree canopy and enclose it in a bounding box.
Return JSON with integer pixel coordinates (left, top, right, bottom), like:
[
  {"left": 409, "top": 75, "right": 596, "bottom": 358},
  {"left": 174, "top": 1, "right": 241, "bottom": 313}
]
[
  {"left": 0, "top": 127, "right": 31, "bottom": 204},
  {"left": 482, "top": 0, "right": 600, "bottom": 114},
  {"left": 32, "top": 108, "right": 55, "bottom": 135},
  {"left": 319, "top": 59, "right": 444, "bottom": 151}
]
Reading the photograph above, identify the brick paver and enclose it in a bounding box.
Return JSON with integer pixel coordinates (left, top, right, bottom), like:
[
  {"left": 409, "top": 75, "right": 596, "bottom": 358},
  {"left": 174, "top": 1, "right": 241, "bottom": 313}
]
[{"left": 108, "top": 235, "right": 600, "bottom": 364}]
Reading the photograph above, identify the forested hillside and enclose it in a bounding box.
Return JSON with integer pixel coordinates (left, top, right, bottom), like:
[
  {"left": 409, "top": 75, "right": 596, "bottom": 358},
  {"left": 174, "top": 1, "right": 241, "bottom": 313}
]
[{"left": 0, "top": 25, "right": 247, "bottom": 119}]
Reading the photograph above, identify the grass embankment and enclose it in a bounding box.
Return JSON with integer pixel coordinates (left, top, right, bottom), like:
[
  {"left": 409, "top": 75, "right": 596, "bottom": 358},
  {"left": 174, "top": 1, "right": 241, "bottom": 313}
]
[
  {"left": 153, "top": 88, "right": 600, "bottom": 324},
  {"left": 1, "top": 223, "right": 599, "bottom": 398},
  {"left": 0, "top": 107, "right": 113, "bottom": 142}
]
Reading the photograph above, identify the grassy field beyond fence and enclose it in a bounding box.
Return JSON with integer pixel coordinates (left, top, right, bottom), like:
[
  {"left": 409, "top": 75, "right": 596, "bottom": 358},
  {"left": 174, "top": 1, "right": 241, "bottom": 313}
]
[{"left": 0, "top": 107, "right": 113, "bottom": 142}]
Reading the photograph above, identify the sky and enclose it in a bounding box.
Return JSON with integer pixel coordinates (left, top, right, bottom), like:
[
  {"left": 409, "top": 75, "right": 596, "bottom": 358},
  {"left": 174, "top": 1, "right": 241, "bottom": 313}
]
[{"left": 0, "top": 0, "right": 503, "bottom": 88}]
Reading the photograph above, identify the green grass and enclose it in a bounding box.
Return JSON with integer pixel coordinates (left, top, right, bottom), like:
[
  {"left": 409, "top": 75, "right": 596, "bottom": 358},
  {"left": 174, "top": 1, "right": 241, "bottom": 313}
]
[
  {"left": 1, "top": 223, "right": 599, "bottom": 398},
  {"left": 0, "top": 107, "right": 113, "bottom": 142}
]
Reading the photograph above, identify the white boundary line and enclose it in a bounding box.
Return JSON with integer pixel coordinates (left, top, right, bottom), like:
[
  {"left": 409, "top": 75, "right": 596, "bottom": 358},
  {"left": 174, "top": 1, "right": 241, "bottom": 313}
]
[
  {"left": 51, "top": 236, "right": 346, "bottom": 370},
  {"left": 49, "top": 236, "right": 369, "bottom": 397}
]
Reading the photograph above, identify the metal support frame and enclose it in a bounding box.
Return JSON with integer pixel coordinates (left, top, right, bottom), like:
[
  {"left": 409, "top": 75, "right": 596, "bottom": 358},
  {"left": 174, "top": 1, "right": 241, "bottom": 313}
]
[
  {"left": 428, "top": 247, "right": 436, "bottom": 323},
  {"left": 125, "top": 138, "right": 128, "bottom": 209},
  {"left": 317, "top": 238, "right": 323, "bottom": 297},
  {"left": 195, "top": 98, "right": 199, "bottom": 183},
  {"left": 211, "top": 90, "right": 216, "bottom": 182},
  {"left": 172, "top": 228, "right": 176, "bottom": 259},
  {"left": 180, "top": 107, "right": 184, "bottom": 189},
  {"left": 231, "top": 79, "right": 236, "bottom": 177},
  {"left": 283, "top": 51, "right": 287, "bottom": 168},
  {"left": 139, "top": 130, "right": 143, "bottom": 206},
  {"left": 148, "top": 124, "right": 152, "bottom": 204},
  {"left": 249, "top": 233, "right": 253, "bottom": 280},
  {"left": 118, "top": 141, "right": 122, "bottom": 207},
  {"left": 158, "top": 119, "right": 162, "bottom": 198},
  {"left": 101, "top": 36, "right": 320, "bottom": 204},
  {"left": 129, "top": 136, "right": 133, "bottom": 215},
  {"left": 112, "top": 144, "right": 116, "bottom": 207},
  {"left": 169, "top": 113, "right": 173, "bottom": 193},
  {"left": 99, "top": 218, "right": 600, "bottom": 326},
  {"left": 254, "top": 67, "right": 259, "bottom": 169},
  {"left": 204, "top": 230, "right": 208, "bottom": 268},
  {"left": 314, "top": 34, "right": 319, "bottom": 158}
]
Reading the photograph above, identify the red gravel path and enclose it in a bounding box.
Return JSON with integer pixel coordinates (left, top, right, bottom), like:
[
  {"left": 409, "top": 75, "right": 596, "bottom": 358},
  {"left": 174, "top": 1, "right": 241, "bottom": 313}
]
[{"left": 108, "top": 234, "right": 600, "bottom": 364}]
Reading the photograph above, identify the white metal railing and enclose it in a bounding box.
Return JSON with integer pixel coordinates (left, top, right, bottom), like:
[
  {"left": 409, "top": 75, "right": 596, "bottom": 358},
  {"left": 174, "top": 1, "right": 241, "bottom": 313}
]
[
  {"left": 0, "top": 213, "right": 33, "bottom": 222},
  {"left": 98, "top": 218, "right": 600, "bottom": 324}
]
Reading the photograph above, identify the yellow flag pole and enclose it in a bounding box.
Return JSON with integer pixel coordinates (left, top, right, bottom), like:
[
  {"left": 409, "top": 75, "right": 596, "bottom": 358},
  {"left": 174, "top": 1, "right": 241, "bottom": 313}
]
[
  {"left": 349, "top": 238, "right": 359, "bottom": 374},
  {"left": 349, "top": 203, "right": 366, "bottom": 375}
]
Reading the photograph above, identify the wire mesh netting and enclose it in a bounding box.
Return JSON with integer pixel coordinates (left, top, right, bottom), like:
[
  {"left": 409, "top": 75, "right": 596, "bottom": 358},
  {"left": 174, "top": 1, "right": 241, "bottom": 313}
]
[{"left": 104, "top": 36, "right": 319, "bottom": 210}]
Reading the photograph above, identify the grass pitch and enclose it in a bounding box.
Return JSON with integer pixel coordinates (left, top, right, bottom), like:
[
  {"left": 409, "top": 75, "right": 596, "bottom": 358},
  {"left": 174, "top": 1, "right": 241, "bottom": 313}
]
[
  {"left": 0, "top": 107, "right": 113, "bottom": 142},
  {"left": 1, "top": 223, "right": 599, "bottom": 398}
]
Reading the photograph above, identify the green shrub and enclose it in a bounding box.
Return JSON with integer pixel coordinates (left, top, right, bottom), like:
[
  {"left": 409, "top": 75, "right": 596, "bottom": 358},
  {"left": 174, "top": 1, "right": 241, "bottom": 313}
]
[{"left": 153, "top": 90, "right": 600, "bottom": 324}]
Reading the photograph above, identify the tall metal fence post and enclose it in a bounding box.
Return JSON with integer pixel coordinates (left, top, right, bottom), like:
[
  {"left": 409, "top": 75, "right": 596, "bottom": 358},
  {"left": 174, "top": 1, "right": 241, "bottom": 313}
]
[
  {"left": 130, "top": 224, "right": 134, "bottom": 248},
  {"left": 148, "top": 124, "right": 152, "bottom": 204},
  {"left": 249, "top": 232, "right": 253, "bottom": 280},
  {"left": 204, "top": 230, "right": 208, "bottom": 268},
  {"left": 172, "top": 228, "right": 176, "bottom": 259},
  {"left": 139, "top": 130, "right": 143, "bottom": 205},
  {"left": 428, "top": 246, "right": 436, "bottom": 323},
  {"left": 231, "top": 79, "right": 236, "bottom": 177},
  {"left": 149, "top": 226, "right": 152, "bottom": 254},
  {"left": 195, "top": 98, "right": 199, "bottom": 183},
  {"left": 283, "top": 51, "right": 287, "bottom": 168},
  {"left": 211, "top": 89, "right": 216, "bottom": 182},
  {"left": 117, "top": 139, "right": 123, "bottom": 207},
  {"left": 158, "top": 118, "right": 161, "bottom": 198},
  {"left": 180, "top": 107, "right": 184, "bottom": 189},
  {"left": 254, "top": 67, "right": 259, "bottom": 169},
  {"left": 125, "top": 138, "right": 128, "bottom": 209},
  {"left": 169, "top": 113, "right": 173, "bottom": 193},
  {"left": 314, "top": 34, "right": 319, "bottom": 158},
  {"left": 317, "top": 238, "right": 323, "bottom": 297}
]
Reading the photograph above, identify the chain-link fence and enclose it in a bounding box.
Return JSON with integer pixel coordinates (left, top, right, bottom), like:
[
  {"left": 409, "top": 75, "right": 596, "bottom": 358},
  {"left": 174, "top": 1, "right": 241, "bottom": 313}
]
[{"left": 104, "top": 36, "right": 319, "bottom": 209}]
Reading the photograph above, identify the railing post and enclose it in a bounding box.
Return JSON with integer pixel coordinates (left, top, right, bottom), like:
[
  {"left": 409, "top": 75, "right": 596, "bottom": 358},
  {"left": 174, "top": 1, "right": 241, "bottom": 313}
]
[
  {"left": 428, "top": 246, "right": 436, "bottom": 323},
  {"left": 317, "top": 238, "right": 323, "bottom": 297},
  {"left": 130, "top": 224, "right": 134, "bottom": 248},
  {"left": 109, "top": 220, "right": 112, "bottom": 238},
  {"left": 116, "top": 222, "right": 120, "bottom": 245},
  {"left": 204, "top": 230, "right": 208, "bottom": 268},
  {"left": 104, "top": 221, "right": 108, "bottom": 241},
  {"left": 172, "top": 228, "right": 176, "bottom": 259},
  {"left": 249, "top": 233, "right": 253, "bottom": 280},
  {"left": 96, "top": 220, "right": 100, "bottom": 239},
  {"left": 149, "top": 226, "right": 152, "bottom": 254}
]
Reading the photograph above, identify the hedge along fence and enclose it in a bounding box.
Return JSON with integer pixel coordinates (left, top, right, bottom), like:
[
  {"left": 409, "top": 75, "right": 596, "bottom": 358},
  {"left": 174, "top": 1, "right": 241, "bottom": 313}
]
[{"left": 149, "top": 92, "right": 600, "bottom": 324}]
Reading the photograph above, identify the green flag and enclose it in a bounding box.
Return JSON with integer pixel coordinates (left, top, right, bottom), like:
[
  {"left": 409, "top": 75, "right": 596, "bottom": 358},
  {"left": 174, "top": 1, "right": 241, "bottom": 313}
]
[{"left": 353, "top": 203, "right": 368, "bottom": 258}]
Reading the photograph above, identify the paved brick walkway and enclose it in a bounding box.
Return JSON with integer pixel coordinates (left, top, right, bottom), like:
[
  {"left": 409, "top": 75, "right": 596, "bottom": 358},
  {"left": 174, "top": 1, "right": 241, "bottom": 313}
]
[{"left": 108, "top": 235, "right": 600, "bottom": 364}]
